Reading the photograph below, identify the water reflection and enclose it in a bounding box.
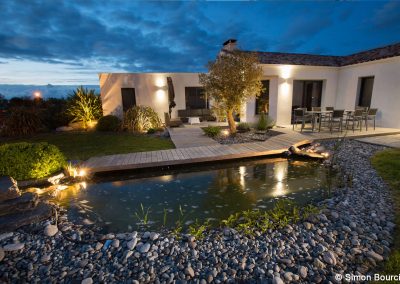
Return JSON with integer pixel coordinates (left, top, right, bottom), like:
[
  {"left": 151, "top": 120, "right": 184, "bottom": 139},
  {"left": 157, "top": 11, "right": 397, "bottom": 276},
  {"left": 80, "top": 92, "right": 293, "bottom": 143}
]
[{"left": 50, "top": 158, "right": 334, "bottom": 232}]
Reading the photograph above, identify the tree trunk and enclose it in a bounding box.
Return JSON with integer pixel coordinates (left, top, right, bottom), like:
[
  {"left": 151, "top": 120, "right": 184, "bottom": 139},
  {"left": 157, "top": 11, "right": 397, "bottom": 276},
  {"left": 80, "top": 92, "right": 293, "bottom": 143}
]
[{"left": 227, "top": 109, "right": 236, "bottom": 134}]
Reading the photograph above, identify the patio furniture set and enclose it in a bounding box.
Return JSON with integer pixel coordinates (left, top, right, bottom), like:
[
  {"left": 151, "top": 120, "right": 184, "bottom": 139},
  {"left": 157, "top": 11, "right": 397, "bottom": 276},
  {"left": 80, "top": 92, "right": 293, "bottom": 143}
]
[{"left": 292, "top": 106, "right": 378, "bottom": 133}]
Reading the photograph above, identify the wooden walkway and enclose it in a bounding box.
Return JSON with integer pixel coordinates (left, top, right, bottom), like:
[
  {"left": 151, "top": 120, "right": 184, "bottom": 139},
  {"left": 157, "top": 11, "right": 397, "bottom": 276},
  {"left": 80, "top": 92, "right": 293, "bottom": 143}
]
[
  {"left": 356, "top": 134, "right": 400, "bottom": 148},
  {"left": 83, "top": 127, "right": 400, "bottom": 174}
]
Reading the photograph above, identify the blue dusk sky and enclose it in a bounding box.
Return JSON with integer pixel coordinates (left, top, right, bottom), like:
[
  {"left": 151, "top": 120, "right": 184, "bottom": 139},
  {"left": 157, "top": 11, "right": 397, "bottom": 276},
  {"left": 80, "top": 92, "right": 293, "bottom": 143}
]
[{"left": 0, "top": 0, "right": 399, "bottom": 85}]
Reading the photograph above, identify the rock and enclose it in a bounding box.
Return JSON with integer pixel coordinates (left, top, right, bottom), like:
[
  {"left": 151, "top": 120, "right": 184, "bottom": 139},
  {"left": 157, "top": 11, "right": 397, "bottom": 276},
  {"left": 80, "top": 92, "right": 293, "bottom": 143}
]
[
  {"left": 138, "top": 243, "right": 150, "bottom": 253},
  {"left": 185, "top": 266, "right": 195, "bottom": 278},
  {"left": 272, "top": 276, "right": 284, "bottom": 284},
  {"left": 111, "top": 239, "right": 120, "bottom": 248},
  {"left": 56, "top": 126, "right": 74, "bottom": 132},
  {"left": 44, "top": 224, "right": 58, "bottom": 237},
  {"left": 304, "top": 222, "right": 312, "bottom": 230},
  {"left": 0, "top": 192, "right": 38, "bottom": 215},
  {"left": 47, "top": 173, "right": 65, "bottom": 185},
  {"left": 127, "top": 238, "right": 138, "bottom": 250},
  {"left": 331, "top": 211, "right": 339, "bottom": 219},
  {"left": 143, "top": 232, "right": 151, "bottom": 239},
  {"left": 41, "top": 254, "right": 51, "bottom": 263},
  {"left": 323, "top": 251, "right": 337, "bottom": 265},
  {"left": 0, "top": 247, "right": 4, "bottom": 262},
  {"left": 367, "top": 250, "right": 384, "bottom": 262},
  {"left": 150, "top": 232, "right": 159, "bottom": 241},
  {"left": 3, "top": 242, "right": 24, "bottom": 251},
  {"left": 284, "top": 272, "right": 293, "bottom": 282},
  {"left": 313, "top": 258, "right": 326, "bottom": 269},
  {"left": 298, "top": 266, "right": 308, "bottom": 278},
  {"left": 95, "top": 242, "right": 103, "bottom": 251},
  {"left": 0, "top": 176, "right": 20, "bottom": 202},
  {"left": 0, "top": 232, "right": 13, "bottom": 241},
  {"left": 81, "top": 277, "right": 93, "bottom": 284}
]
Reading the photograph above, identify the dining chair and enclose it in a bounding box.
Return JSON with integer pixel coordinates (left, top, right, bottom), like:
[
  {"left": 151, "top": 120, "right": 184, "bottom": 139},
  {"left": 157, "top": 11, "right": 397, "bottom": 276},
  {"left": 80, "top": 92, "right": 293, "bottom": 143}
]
[
  {"left": 325, "top": 107, "right": 334, "bottom": 111},
  {"left": 329, "top": 110, "right": 345, "bottom": 133},
  {"left": 346, "top": 109, "right": 364, "bottom": 132},
  {"left": 311, "top": 107, "right": 321, "bottom": 111},
  {"left": 292, "top": 109, "right": 312, "bottom": 132},
  {"left": 365, "top": 108, "right": 378, "bottom": 130}
]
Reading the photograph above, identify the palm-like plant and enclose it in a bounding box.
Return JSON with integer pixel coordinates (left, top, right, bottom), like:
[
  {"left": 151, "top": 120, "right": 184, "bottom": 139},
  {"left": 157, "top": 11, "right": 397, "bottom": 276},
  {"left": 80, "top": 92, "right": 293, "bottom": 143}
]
[{"left": 66, "top": 86, "right": 102, "bottom": 129}]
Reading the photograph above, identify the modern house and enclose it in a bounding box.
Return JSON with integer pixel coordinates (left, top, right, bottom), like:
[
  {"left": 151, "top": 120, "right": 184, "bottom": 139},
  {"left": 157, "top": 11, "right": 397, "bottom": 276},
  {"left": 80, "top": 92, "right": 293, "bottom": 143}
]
[{"left": 99, "top": 40, "right": 400, "bottom": 128}]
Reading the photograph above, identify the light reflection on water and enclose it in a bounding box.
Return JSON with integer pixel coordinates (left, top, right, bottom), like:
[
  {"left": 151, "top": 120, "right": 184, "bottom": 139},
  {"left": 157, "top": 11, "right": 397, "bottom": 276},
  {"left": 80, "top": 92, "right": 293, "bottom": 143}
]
[{"left": 52, "top": 158, "right": 333, "bottom": 232}]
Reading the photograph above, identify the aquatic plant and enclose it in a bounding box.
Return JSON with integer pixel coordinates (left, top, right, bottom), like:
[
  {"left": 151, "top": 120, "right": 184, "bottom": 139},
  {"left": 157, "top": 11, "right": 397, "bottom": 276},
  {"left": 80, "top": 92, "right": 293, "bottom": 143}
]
[
  {"left": 188, "top": 219, "right": 210, "bottom": 240},
  {"left": 134, "top": 203, "right": 151, "bottom": 225},
  {"left": 220, "top": 199, "right": 320, "bottom": 236},
  {"left": 163, "top": 208, "right": 168, "bottom": 227}
]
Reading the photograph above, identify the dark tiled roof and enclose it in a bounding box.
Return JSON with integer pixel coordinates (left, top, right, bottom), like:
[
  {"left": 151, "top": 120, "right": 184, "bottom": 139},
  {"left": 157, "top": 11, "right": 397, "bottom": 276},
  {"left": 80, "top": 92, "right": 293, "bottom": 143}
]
[{"left": 252, "top": 42, "right": 400, "bottom": 67}]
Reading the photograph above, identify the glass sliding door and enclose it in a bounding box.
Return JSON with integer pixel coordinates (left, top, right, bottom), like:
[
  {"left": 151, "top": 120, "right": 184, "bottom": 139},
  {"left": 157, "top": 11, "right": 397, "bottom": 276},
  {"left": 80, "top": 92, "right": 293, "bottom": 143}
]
[
  {"left": 292, "top": 80, "right": 323, "bottom": 111},
  {"left": 185, "top": 87, "right": 208, "bottom": 109},
  {"left": 357, "top": 76, "right": 374, "bottom": 108}
]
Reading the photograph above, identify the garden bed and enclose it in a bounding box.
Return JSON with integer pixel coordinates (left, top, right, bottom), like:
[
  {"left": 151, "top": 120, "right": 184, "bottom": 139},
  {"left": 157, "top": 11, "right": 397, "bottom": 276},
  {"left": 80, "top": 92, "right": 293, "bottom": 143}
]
[
  {"left": 0, "top": 140, "right": 395, "bottom": 283},
  {"left": 214, "top": 128, "right": 281, "bottom": 144}
]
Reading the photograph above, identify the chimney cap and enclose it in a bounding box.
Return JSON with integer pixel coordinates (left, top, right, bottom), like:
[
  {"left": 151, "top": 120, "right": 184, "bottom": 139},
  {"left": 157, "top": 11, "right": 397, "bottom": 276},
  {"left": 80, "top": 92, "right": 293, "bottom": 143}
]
[{"left": 223, "top": 39, "right": 237, "bottom": 46}]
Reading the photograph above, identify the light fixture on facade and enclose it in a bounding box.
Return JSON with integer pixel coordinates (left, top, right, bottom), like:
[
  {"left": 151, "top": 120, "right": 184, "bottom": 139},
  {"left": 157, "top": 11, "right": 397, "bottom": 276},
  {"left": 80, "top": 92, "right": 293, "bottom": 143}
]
[{"left": 280, "top": 65, "right": 292, "bottom": 80}]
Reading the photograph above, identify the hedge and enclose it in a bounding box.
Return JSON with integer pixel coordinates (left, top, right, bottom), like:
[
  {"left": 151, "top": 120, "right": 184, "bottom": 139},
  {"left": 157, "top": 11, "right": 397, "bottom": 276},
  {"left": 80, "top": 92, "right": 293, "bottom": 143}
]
[{"left": 0, "top": 142, "right": 66, "bottom": 180}]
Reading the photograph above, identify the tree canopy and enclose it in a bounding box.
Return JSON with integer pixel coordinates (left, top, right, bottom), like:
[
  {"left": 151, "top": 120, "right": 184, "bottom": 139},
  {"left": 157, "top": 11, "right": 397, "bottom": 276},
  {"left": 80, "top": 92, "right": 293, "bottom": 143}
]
[{"left": 199, "top": 50, "right": 264, "bottom": 133}]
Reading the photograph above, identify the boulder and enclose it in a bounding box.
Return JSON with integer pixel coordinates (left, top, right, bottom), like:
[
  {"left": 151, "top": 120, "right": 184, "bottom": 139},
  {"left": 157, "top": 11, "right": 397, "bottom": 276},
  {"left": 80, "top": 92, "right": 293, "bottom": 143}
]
[
  {"left": 0, "top": 192, "right": 38, "bottom": 216},
  {"left": 0, "top": 177, "right": 20, "bottom": 202},
  {"left": 0, "top": 202, "right": 53, "bottom": 233}
]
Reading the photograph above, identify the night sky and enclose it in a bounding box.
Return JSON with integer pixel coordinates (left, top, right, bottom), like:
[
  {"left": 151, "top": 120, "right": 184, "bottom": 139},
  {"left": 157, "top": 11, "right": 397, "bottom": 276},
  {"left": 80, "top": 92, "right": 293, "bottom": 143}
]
[{"left": 0, "top": 0, "right": 399, "bottom": 85}]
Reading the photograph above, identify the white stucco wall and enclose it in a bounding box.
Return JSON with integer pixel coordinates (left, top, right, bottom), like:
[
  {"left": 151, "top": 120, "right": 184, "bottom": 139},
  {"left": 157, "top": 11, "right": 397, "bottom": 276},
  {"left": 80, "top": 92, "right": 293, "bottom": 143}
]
[
  {"left": 99, "top": 56, "right": 400, "bottom": 128},
  {"left": 99, "top": 73, "right": 201, "bottom": 122},
  {"left": 335, "top": 56, "right": 400, "bottom": 128}
]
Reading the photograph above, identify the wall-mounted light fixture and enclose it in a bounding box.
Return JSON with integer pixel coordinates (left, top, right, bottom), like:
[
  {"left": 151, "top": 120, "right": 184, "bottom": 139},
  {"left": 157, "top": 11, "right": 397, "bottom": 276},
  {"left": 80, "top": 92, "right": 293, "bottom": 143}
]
[{"left": 280, "top": 65, "right": 292, "bottom": 80}]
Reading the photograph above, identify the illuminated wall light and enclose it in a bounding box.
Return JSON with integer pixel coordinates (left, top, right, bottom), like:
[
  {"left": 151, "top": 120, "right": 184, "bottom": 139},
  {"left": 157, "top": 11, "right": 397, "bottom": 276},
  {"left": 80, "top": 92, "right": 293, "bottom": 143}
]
[
  {"left": 33, "top": 91, "right": 41, "bottom": 98},
  {"left": 280, "top": 65, "right": 292, "bottom": 79},
  {"left": 155, "top": 77, "right": 166, "bottom": 87}
]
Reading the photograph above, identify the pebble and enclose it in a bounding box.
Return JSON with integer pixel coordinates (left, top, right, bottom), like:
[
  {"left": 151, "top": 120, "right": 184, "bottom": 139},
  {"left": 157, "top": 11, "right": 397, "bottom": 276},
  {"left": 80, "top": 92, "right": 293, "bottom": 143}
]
[
  {"left": 185, "top": 266, "right": 195, "bottom": 278},
  {"left": 44, "top": 224, "right": 58, "bottom": 237},
  {"left": 111, "top": 239, "right": 120, "bottom": 248},
  {"left": 138, "top": 243, "right": 151, "bottom": 253},
  {"left": 0, "top": 247, "right": 4, "bottom": 262},
  {"left": 127, "top": 238, "right": 138, "bottom": 250},
  {"left": 3, "top": 243, "right": 24, "bottom": 251},
  {"left": 81, "top": 277, "right": 93, "bottom": 284},
  {"left": 298, "top": 266, "right": 308, "bottom": 278},
  {"left": 272, "top": 276, "right": 284, "bottom": 284}
]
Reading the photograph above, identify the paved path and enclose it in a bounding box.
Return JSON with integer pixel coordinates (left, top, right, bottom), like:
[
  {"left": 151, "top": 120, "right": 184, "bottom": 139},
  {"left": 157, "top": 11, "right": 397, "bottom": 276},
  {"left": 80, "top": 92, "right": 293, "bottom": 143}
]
[
  {"left": 356, "top": 134, "right": 400, "bottom": 148},
  {"left": 83, "top": 127, "right": 400, "bottom": 174},
  {"left": 168, "top": 127, "right": 219, "bottom": 148}
]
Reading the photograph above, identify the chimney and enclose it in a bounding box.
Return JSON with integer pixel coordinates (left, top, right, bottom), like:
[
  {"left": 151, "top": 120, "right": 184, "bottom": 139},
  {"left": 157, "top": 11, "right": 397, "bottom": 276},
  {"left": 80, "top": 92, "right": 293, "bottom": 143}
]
[{"left": 222, "top": 39, "right": 237, "bottom": 52}]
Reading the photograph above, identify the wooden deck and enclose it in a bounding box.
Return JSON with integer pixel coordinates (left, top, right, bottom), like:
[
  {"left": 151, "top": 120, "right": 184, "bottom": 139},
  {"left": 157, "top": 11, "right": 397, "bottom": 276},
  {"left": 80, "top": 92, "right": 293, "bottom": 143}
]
[{"left": 83, "top": 127, "right": 400, "bottom": 174}]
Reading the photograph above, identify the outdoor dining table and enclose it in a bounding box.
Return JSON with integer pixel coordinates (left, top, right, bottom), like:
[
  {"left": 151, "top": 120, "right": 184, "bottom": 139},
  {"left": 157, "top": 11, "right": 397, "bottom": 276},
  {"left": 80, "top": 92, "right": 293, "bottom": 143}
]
[{"left": 306, "top": 110, "right": 333, "bottom": 132}]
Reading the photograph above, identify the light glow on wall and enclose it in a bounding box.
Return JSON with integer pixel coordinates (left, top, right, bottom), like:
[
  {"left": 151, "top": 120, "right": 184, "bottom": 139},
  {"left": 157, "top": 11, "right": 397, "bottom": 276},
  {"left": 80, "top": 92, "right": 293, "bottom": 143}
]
[
  {"left": 280, "top": 82, "right": 290, "bottom": 96},
  {"left": 156, "top": 89, "right": 166, "bottom": 102},
  {"left": 280, "top": 65, "right": 292, "bottom": 79},
  {"left": 155, "top": 77, "right": 166, "bottom": 87}
]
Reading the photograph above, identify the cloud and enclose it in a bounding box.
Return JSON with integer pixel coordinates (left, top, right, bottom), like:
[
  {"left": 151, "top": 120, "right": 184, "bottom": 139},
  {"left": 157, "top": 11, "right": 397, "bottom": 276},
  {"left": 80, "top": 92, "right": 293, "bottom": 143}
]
[{"left": 372, "top": 1, "right": 400, "bottom": 29}]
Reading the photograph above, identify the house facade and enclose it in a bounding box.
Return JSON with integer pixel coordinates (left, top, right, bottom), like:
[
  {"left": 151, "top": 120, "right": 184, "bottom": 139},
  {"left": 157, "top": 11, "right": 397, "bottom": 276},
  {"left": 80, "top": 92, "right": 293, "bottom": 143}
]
[{"left": 99, "top": 40, "right": 400, "bottom": 128}]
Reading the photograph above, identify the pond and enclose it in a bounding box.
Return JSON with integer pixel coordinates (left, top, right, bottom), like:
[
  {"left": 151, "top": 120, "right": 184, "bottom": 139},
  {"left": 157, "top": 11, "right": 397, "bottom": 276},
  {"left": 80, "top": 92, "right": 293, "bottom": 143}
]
[{"left": 51, "top": 158, "right": 336, "bottom": 232}]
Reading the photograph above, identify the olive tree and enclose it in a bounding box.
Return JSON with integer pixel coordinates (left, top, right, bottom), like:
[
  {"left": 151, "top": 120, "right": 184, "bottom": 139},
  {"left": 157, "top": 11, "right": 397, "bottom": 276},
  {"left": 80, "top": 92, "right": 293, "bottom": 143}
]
[{"left": 199, "top": 50, "right": 264, "bottom": 134}]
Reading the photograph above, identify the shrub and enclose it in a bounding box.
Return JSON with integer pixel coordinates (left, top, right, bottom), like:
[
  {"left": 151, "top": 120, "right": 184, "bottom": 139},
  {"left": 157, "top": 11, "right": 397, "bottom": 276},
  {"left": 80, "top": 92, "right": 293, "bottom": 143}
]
[
  {"left": 2, "top": 108, "right": 43, "bottom": 137},
  {"left": 66, "top": 86, "right": 102, "bottom": 129},
  {"left": 202, "top": 125, "right": 221, "bottom": 137},
  {"left": 147, "top": 128, "right": 156, "bottom": 134},
  {"left": 237, "top": 122, "right": 251, "bottom": 132},
  {"left": 96, "top": 115, "right": 121, "bottom": 132},
  {"left": 0, "top": 142, "right": 66, "bottom": 180},
  {"left": 256, "top": 112, "right": 275, "bottom": 131},
  {"left": 123, "top": 105, "right": 162, "bottom": 133},
  {"left": 40, "top": 98, "right": 70, "bottom": 130}
]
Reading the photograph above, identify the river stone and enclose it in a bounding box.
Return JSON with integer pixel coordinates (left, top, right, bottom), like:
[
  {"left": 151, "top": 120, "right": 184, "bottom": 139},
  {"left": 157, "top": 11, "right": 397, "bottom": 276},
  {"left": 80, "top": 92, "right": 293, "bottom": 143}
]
[
  {"left": 127, "top": 238, "right": 138, "bottom": 250},
  {"left": 298, "top": 266, "right": 308, "bottom": 278},
  {"left": 150, "top": 232, "right": 159, "bottom": 241},
  {"left": 0, "top": 176, "right": 20, "bottom": 202},
  {"left": 185, "top": 266, "right": 195, "bottom": 278},
  {"left": 313, "top": 258, "right": 326, "bottom": 269},
  {"left": 138, "top": 243, "right": 150, "bottom": 253},
  {"left": 111, "top": 239, "right": 120, "bottom": 248},
  {"left": 3, "top": 242, "right": 24, "bottom": 251},
  {"left": 81, "top": 277, "right": 93, "bottom": 284},
  {"left": 0, "top": 247, "right": 4, "bottom": 261},
  {"left": 44, "top": 224, "right": 58, "bottom": 237},
  {"left": 367, "top": 250, "right": 384, "bottom": 262},
  {"left": 272, "top": 276, "right": 284, "bottom": 284},
  {"left": 323, "top": 251, "right": 337, "bottom": 265}
]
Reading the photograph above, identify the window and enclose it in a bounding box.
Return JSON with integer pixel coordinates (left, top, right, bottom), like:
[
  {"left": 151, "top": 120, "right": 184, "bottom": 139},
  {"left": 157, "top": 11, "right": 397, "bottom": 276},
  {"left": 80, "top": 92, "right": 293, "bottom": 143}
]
[
  {"left": 292, "top": 80, "right": 323, "bottom": 111},
  {"left": 357, "top": 76, "right": 374, "bottom": 108},
  {"left": 185, "top": 87, "right": 208, "bottom": 109},
  {"left": 121, "top": 88, "right": 136, "bottom": 112},
  {"left": 255, "top": 80, "right": 270, "bottom": 114}
]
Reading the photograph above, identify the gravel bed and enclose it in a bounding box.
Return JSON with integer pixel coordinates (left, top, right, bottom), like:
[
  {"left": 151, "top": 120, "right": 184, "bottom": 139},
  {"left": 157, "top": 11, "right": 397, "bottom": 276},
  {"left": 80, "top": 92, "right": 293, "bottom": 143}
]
[
  {"left": 214, "top": 129, "right": 280, "bottom": 144},
  {"left": 0, "top": 140, "right": 395, "bottom": 283}
]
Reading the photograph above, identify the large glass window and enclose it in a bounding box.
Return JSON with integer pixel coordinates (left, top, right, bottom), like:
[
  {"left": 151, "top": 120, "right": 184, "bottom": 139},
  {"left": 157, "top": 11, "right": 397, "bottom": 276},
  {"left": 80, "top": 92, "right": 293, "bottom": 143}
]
[
  {"left": 121, "top": 88, "right": 136, "bottom": 112},
  {"left": 255, "top": 80, "right": 270, "bottom": 114},
  {"left": 292, "top": 80, "right": 323, "bottom": 111},
  {"left": 185, "top": 87, "right": 208, "bottom": 109},
  {"left": 357, "top": 76, "right": 374, "bottom": 108}
]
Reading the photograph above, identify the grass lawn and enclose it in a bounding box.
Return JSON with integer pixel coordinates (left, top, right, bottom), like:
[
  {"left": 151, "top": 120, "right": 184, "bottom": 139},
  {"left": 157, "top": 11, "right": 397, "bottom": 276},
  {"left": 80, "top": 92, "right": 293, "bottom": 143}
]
[
  {"left": 371, "top": 148, "right": 400, "bottom": 277},
  {"left": 0, "top": 132, "right": 175, "bottom": 160}
]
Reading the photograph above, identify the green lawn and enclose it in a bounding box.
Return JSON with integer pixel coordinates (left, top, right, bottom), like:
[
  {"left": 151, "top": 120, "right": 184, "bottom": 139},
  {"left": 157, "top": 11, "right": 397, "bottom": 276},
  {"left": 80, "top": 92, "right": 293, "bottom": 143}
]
[
  {"left": 1, "top": 132, "right": 175, "bottom": 160},
  {"left": 371, "top": 149, "right": 400, "bottom": 277}
]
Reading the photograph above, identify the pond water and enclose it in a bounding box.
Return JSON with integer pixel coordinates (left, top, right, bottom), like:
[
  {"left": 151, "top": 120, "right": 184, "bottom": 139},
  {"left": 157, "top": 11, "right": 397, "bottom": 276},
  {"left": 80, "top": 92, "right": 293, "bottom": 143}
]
[{"left": 52, "top": 158, "right": 335, "bottom": 232}]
